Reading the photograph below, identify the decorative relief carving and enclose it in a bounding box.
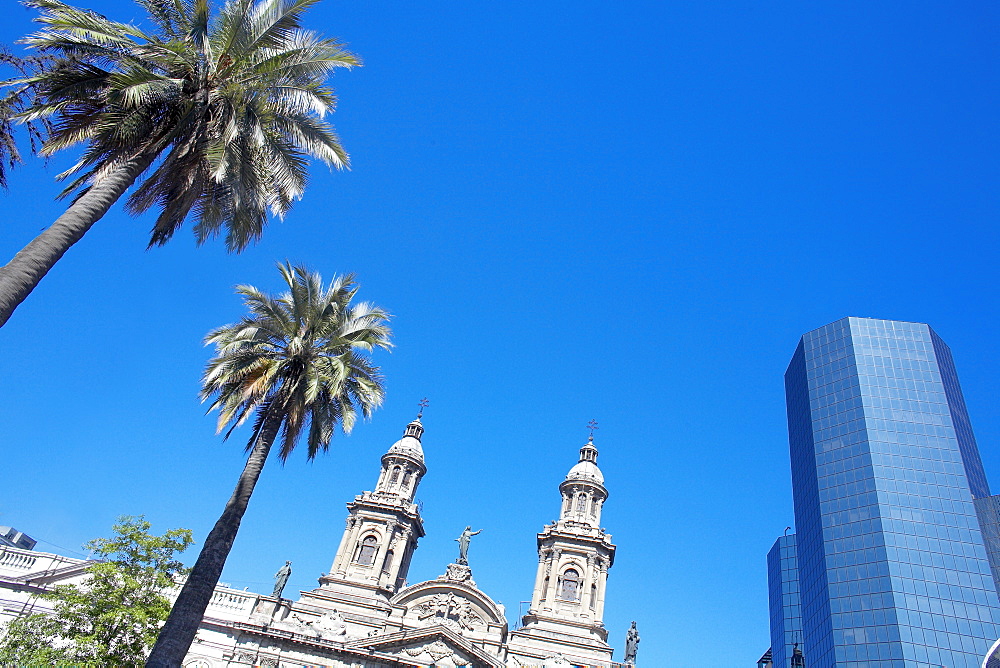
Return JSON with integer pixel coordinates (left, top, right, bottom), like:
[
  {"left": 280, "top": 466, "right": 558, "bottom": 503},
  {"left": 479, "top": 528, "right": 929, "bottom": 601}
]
[
  {"left": 410, "top": 592, "right": 486, "bottom": 631},
  {"left": 183, "top": 660, "right": 212, "bottom": 668},
  {"left": 443, "top": 562, "right": 473, "bottom": 583},
  {"left": 457, "top": 601, "right": 486, "bottom": 630},
  {"left": 290, "top": 609, "right": 349, "bottom": 640},
  {"left": 404, "top": 639, "right": 455, "bottom": 661}
]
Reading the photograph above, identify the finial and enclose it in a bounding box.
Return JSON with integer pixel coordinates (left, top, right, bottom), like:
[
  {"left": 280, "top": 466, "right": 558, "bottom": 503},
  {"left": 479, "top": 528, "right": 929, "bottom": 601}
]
[
  {"left": 586, "top": 419, "right": 599, "bottom": 441},
  {"left": 417, "top": 397, "right": 429, "bottom": 419}
]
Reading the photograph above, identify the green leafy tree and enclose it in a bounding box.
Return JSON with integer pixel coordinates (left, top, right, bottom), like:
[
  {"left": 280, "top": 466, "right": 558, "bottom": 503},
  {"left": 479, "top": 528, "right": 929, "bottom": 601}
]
[
  {"left": 146, "top": 263, "right": 391, "bottom": 666},
  {"left": 0, "top": 0, "right": 359, "bottom": 328},
  {"left": 0, "top": 516, "right": 193, "bottom": 665},
  {"left": 0, "top": 614, "right": 75, "bottom": 665}
]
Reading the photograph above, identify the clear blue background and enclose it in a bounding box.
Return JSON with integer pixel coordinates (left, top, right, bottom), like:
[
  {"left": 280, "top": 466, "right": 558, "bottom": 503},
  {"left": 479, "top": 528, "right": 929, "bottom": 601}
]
[{"left": 2, "top": 2, "right": 999, "bottom": 666}]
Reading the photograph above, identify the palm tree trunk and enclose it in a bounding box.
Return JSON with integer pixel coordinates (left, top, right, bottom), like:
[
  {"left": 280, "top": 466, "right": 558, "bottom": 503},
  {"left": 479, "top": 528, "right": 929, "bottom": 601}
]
[
  {"left": 0, "top": 150, "right": 157, "bottom": 328},
  {"left": 145, "top": 411, "right": 283, "bottom": 667}
]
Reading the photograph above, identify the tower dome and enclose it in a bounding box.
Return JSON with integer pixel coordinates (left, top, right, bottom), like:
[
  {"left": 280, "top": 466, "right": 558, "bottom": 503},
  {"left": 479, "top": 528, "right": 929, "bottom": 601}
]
[
  {"left": 564, "top": 437, "right": 604, "bottom": 484},
  {"left": 557, "top": 435, "right": 608, "bottom": 529},
  {"left": 386, "top": 418, "right": 424, "bottom": 462},
  {"left": 372, "top": 416, "right": 428, "bottom": 504}
]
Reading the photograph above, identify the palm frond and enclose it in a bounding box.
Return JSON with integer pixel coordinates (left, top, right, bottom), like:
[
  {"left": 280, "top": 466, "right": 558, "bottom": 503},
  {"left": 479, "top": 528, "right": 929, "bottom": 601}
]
[
  {"left": 202, "top": 263, "right": 389, "bottom": 463},
  {"left": 17, "top": 0, "right": 358, "bottom": 249}
]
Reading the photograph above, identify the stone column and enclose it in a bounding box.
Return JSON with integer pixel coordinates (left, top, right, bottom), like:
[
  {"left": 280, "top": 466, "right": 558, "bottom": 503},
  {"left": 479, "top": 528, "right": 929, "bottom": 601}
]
[
  {"left": 529, "top": 548, "right": 551, "bottom": 611},
  {"left": 594, "top": 557, "right": 609, "bottom": 621},
  {"left": 338, "top": 518, "right": 364, "bottom": 576},
  {"left": 593, "top": 498, "right": 604, "bottom": 525},
  {"left": 396, "top": 535, "right": 417, "bottom": 589},
  {"left": 331, "top": 516, "right": 356, "bottom": 575},
  {"left": 369, "top": 523, "right": 393, "bottom": 581},
  {"left": 583, "top": 555, "right": 597, "bottom": 616},
  {"left": 375, "top": 466, "right": 389, "bottom": 493},
  {"left": 379, "top": 527, "right": 406, "bottom": 589},
  {"left": 541, "top": 549, "right": 561, "bottom": 610}
]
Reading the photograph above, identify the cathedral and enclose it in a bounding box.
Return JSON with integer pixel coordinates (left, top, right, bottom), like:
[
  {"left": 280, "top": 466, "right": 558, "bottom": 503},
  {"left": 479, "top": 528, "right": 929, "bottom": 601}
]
[{"left": 0, "top": 415, "right": 633, "bottom": 667}]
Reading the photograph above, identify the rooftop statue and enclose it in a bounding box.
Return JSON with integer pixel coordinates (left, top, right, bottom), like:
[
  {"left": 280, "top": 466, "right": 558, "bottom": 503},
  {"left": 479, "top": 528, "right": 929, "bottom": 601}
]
[
  {"left": 624, "top": 621, "right": 639, "bottom": 664},
  {"left": 272, "top": 560, "right": 292, "bottom": 599},
  {"left": 456, "top": 526, "right": 481, "bottom": 565}
]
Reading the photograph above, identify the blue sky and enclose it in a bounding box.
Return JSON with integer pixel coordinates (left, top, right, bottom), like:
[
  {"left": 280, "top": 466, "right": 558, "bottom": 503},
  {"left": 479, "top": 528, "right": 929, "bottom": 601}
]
[{"left": 2, "top": 2, "right": 999, "bottom": 665}]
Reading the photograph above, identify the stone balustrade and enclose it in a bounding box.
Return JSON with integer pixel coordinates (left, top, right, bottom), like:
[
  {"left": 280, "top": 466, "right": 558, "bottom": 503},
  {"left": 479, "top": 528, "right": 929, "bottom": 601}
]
[
  {"left": 208, "top": 588, "right": 257, "bottom": 613},
  {"left": 0, "top": 548, "right": 38, "bottom": 571},
  {"left": 0, "top": 547, "right": 89, "bottom": 584},
  {"left": 166, "top": 580, "right": 259, "bottom": 617}
]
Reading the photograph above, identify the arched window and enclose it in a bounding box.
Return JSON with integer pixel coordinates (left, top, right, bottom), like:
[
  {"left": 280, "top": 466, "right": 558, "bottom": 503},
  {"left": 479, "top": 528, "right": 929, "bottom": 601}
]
[
  {"left": 402, "top": 470, "right": 412, "bottom": 487},
  {"left": 576, "top": 493, "right": 587, "bottom": 512},
  {"left": 357, "top": 535, "right": 379, "bottom": 566},
  {"left": 559, "top": 569, "right": 580, "bottom": 601},
  {"left": 389, "top": 466, "right": 401, "bottom": 486},
  {"left": 381, "top": 549, "right": 394, "bottom": 574},
  {"left": 591, "top": 497, "right": 599, "bottom": 515}
]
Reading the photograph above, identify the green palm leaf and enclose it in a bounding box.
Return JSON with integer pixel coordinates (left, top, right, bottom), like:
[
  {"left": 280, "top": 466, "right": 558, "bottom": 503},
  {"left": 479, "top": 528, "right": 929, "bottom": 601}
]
[{"left": 0, "top": 0, "right": 360, "bottom": 327}]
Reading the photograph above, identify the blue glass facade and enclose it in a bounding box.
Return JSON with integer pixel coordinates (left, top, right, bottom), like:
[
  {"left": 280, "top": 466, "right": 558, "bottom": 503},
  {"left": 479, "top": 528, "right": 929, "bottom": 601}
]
[
  {"left": 975, "top": 495, "right": 1000, "bottom": 596},
  {"left": 784, "top": 317, "right": 1000, "bottom": 668},
  {"left": 768, "top": 534, "right": 803, "bottom": 668}
]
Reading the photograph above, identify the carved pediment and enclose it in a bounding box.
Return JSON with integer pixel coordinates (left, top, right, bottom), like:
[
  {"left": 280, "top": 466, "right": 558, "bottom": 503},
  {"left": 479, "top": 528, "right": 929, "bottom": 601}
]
[
  {"left": 408, "top": 590, "right": 488, "bottom": 631},
  {"left": 391, "top": 579, "right": 507, "bottom": 630},
  {"left": 349, "top": 625, "right": 503, "bottom": 667}
]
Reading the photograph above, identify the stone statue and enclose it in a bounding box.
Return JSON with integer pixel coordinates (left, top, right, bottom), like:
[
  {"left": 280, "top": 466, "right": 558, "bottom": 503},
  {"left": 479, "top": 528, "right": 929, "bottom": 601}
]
[
  {"left": 624, "top": 621, "right": 639, "bottom": 664},
  {"left": 456, "top": 526, "right": 482, "bottom": 565},
  {"left": 272, "top": 560, "right": 292, "bottom": 599},
  {"left": 313, "top": 609, "right": 348, "bottom": 639},
  {"left": 291, "top": 609, "right": 348, "bottom": 640}
]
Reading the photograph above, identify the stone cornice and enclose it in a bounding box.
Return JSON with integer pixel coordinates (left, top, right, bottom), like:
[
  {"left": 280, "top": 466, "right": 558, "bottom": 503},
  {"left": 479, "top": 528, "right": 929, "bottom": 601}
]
[
  {"left": 346, "top": 495, "right": 425, "bottom": 538},
  {"left": 380, "top": 451, "right": 427, "bottom": 476}
]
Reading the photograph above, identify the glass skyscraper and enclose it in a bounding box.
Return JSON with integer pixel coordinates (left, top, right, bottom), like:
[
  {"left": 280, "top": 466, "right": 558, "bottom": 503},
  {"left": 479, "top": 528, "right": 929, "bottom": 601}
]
[
  {"left": 775, "top": 317, "right": 1000, "bottom": 668},
  {"left": 768, "top": 534, "right": 803, "bottom": 668}
]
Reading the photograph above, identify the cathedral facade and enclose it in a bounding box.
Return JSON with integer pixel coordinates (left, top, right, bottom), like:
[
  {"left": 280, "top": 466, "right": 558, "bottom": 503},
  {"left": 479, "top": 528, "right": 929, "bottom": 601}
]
[{"left": 0, "top": 417, "right": 628, "bottom": 667}]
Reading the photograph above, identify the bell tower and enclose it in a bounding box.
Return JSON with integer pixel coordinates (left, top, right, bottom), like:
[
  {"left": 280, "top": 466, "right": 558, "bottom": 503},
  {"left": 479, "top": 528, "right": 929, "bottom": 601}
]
[
  {"left": 507, "top": 433, "right": 616, "bottom": 666},
  {"left": 321, "top": 414, "right": 427, "bottom": 596}
]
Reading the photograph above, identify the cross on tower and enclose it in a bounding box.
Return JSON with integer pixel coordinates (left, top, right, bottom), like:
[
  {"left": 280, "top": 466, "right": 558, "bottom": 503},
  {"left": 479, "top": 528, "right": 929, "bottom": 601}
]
[
  {"left": 417, "top": 397, "right": 429, "bottom": 419},
  {"left": 586, "top": 419, "right": 599, "bottom": 440}
]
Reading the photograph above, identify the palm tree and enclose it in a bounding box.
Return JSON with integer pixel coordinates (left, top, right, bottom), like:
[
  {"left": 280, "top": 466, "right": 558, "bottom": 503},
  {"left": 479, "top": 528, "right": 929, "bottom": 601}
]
[
  {"left": 0, "top": 48, "right": 27, "bottom": 189},
  {"left": 146, "top": 262, "right": 391, "bottom": 666},
  {"left": 0, "top": 46, "right": 46, "bottom": 189},
  {"left": 0, "top": 0, "right": 359, "bottom": 327}
]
